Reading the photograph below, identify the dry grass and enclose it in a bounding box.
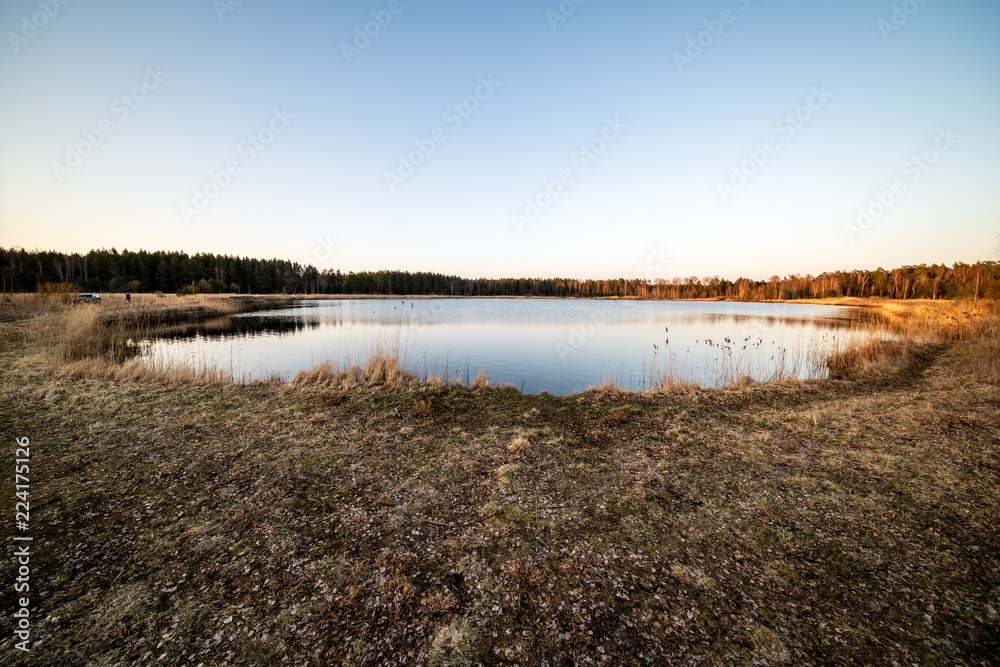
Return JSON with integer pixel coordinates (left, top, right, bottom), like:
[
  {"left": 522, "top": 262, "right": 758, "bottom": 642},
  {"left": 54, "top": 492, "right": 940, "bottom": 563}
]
[
  {"left": 7, "top": 293, "right": 290, "bottom": 384},
  {"left": 826, "top": 336, "right": 911, "bottom": 380},
  {"left": 582, "top": 379, "right": 625, "bottom": 397},
  {"left": 428, "top": 618, "right": 477, "bottom": 666},
  {"left": 364, "top": 352, "right": 410, "bottom": 387},
  {"left": 470, "top": 370, "right": 490, "bottom": 389},
  {"left": 656, "top": 374, "right": 702, "bottom": 393},
  {"left": 291, "top": 353, "right": 417, "bottom": 389},
  {"left": 10, "top": 293, "right": 997, "bottom": 394},
  {"left": 1, "top": 296, "right": 998, "bottom": 664},
  {"left": 0, "top": 292, "right": 75, "bottom": 318},
  {"left": 507, "top": 434, "right": 528, "bottom": 455},
  {"left": 827, "top": 299, "right": 996, "bottom": 380},
  {"left": 291, "top": 357, "right": 494, "bottom": 393}
]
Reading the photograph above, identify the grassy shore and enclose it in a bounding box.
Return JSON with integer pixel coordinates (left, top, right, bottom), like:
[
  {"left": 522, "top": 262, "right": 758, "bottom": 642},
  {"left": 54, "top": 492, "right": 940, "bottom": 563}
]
[{"left": 0, "top": 294, "right": 998, "bottom": 665}]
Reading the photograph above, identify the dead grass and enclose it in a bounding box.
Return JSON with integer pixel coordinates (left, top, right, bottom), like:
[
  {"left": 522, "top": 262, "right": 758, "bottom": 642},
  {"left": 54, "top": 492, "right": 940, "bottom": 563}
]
[
  {"left": 428, "top": 618, "right": 477, "bottom": 666},
  {"left": 507, "top": 434, "right": 528, "bottom": 455},
  {"left": 827, "top": 299, "right": 996, "bottom": 380},
  {"left": 290, "top": 353, "right": 417, "bottom": 389},
  {"left": 470, "top": 370, "right": 490, "bottom": 389},
  {"left": 656, "top": 374, "right": 702, "bottom": 393},
  {"left": 8, "top": 293, "right": 290, "bottom": 383},
  {"left": 582, "top": 379, "right": 625, "bottom": 397},
  {"left": 0, "top": 297, "right": 997, "bottom": 665},
  {"left": 826, "top": 336, "right": 914, "bottom": 380},
  {"left": 364, "top": 352, "right": 411, "bottom": 387}
]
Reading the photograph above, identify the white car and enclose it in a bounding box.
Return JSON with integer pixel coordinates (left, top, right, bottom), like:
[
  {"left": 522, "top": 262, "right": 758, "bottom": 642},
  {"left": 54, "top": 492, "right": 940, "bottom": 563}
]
[{"left": 74, "top": 293, "right": 102, "bottom": 302}]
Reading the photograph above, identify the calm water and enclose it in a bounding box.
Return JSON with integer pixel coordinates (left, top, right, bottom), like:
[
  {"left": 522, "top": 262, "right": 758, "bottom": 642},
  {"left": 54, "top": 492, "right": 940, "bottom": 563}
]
[{"left": 145, "top": 299, "right": 871, "bottom": 394}]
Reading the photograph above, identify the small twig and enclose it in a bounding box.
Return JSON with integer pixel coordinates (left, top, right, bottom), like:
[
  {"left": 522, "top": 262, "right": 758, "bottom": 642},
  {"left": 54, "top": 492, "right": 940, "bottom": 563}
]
[{"left": 420, "top": 517, "right": 448, "bottom": 526}]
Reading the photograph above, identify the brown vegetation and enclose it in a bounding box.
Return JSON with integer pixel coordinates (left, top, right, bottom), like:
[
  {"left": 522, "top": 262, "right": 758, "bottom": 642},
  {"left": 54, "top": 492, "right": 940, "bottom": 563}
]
[
  {"left": 827, "top": 299, "right": 997, "bottom": 381},
  {"left": 0, "top": 292, "right": 292, "bottom": 384},
  {"left": 0, "top": 296, "right": 997, "bottom": 665}
]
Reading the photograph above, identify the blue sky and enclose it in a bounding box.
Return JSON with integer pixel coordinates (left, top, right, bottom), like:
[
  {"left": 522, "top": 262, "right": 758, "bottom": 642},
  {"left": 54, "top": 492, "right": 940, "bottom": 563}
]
[{"left": 1, "top": 0, "right": 997, "bottom": 281}]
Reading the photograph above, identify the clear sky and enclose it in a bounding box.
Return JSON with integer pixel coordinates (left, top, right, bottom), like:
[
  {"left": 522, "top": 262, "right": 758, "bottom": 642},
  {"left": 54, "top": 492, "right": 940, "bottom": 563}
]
[{"left": 1, "top": 0, "right": 997, "bottom": 281}]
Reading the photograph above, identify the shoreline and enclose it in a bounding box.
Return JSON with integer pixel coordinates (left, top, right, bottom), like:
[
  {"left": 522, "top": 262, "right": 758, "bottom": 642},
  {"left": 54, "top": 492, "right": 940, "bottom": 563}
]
[{"left": 21, "top": 291, "right": 901, "bottom": 306}]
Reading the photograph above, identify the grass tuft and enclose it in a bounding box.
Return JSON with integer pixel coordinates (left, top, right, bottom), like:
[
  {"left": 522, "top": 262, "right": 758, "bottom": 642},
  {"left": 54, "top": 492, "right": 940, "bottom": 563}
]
[
  {"left": 470, "top": 370, "right": 490, "bottom": 389},
  {"left": 428, "top": 618, "right": 477, "bottom": 666}
]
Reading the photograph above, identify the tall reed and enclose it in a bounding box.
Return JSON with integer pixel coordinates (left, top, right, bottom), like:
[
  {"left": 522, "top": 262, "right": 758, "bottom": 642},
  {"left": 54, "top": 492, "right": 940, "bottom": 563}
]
[
  {"left": 13, "top": 293, "right": 291, "bottom": 384},
  {"left": 825, "top": 299, "right": 994, "bottom": 380}
]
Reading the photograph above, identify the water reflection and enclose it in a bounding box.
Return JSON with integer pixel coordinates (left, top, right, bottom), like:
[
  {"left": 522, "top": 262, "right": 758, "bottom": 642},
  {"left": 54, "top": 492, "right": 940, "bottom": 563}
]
[
  {"left": 155, "top": 315, "right": 322, "bottom": 340},
  {"left": 144, "top": 298, "right": 876, "bottom": 394}
]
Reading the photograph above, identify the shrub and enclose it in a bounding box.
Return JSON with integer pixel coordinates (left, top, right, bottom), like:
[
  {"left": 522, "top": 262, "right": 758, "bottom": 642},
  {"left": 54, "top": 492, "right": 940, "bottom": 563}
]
[{"left": 36, "top": 282, "right": 78, "bottom": 295}]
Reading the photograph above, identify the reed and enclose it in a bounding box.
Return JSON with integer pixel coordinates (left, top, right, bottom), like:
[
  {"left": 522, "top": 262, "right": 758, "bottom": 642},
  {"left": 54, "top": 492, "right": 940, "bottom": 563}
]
[
  {"left": 290, "top": 353, "right": 417, "bottom": 390},
  {"left": 289, "top": 311, "right": 501, "bottom": 391},
  {"left": 9, "top": 293, "right": 291, "bottom": 384},
  {"left": 588, "top": 299, "right": 996, "bottom": 392},
  {"left": 14, "top": 292, "right": 997, "bottom": 393},
  {"left": 470, "top": 370, "right": 491, "bottom": 389},
  {"left": 826, "top": 299, "right": 997, "bottom": 381},
  {"left": 640, "top": 329, "right": 840, "bottom": 391},
  {"left": 52, "top": 354, "right": 249, "bottom": 386},
  {"left": 582, "top": 379, "right": 626, "bottom": 398},
  {"left": 0, "top": 292, "right": 73, "bottom": 318}
]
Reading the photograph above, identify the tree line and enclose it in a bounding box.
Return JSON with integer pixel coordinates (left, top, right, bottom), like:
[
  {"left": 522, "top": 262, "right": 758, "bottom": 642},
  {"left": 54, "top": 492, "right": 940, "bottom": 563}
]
[{"left": 1, "top": 247, "right": 996, "bottom": 301}]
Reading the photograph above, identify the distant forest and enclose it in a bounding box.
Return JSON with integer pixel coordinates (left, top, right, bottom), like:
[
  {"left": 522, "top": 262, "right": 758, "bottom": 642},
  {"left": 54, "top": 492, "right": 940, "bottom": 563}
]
[{"left": 2, "top": 247, "right": 997, "bottom": 301}]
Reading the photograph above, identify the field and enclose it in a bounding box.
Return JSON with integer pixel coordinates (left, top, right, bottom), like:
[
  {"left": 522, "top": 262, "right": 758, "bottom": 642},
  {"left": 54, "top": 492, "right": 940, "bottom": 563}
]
[{"left": 0, "top": 293, "right": 998, "bottom": 665}]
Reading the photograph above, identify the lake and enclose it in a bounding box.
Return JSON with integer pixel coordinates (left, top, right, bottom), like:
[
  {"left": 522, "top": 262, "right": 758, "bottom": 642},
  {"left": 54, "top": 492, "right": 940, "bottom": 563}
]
[{"left": 144, "top": 298, "right": 872, "bottom": 394}]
